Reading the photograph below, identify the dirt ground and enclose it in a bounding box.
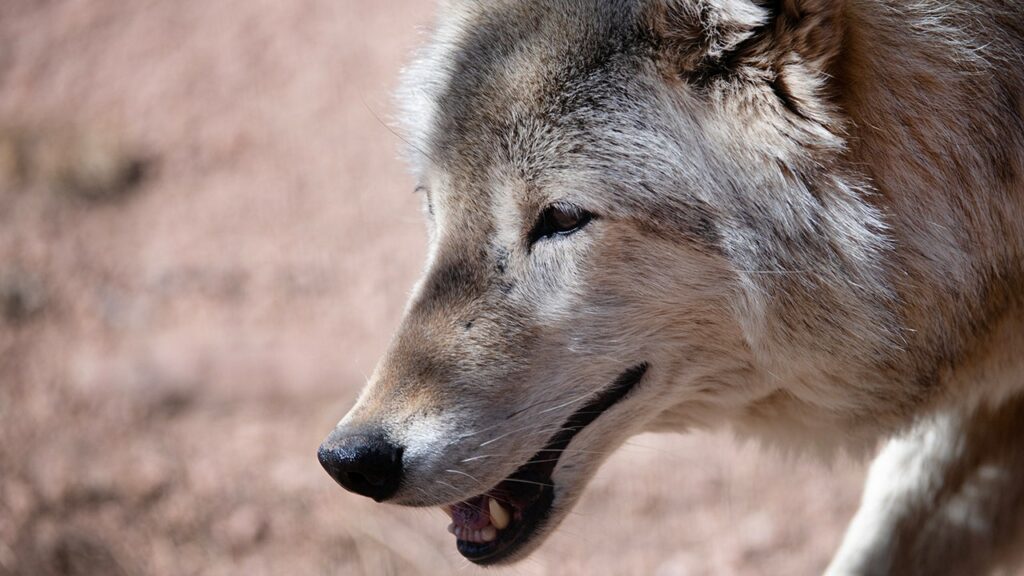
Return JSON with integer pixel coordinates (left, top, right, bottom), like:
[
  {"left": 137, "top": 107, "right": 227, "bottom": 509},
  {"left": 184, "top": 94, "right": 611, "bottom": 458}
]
[{"left": 0, "top": 2, "right": 868, "bottom": 574}]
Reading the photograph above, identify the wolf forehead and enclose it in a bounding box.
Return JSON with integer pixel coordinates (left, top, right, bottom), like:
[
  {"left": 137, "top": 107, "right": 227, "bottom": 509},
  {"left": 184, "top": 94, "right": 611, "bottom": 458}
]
[
  {"left": 416, "top": 1, "right": 656, "bottom": 162},
  {"left": 398, "top": 0, "right": 735, "bottom": 240}
]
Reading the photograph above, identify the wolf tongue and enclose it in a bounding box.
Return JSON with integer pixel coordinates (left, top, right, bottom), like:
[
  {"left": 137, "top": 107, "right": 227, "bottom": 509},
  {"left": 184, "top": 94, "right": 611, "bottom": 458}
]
[{"left": 451, "top": 496, "right": 491, "bottom": 530}]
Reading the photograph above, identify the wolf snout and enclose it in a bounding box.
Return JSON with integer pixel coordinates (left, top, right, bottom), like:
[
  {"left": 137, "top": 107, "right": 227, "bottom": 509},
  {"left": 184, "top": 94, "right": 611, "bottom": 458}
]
[{"left": 317, "top": 427, "right": 404, "bottom": 502}]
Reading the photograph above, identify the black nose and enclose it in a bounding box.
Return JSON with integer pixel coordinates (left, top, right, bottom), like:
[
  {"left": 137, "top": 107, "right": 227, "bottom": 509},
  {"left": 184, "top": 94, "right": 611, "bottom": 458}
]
[{"left": 318, "top": 429, "right": 404, "bottom": 502}]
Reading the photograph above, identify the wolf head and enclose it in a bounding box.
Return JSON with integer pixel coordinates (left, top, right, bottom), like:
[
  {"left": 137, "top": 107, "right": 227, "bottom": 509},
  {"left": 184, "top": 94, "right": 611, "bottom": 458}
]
[{"left": 320, "top": 0, "right": 903, "bottom": 564}]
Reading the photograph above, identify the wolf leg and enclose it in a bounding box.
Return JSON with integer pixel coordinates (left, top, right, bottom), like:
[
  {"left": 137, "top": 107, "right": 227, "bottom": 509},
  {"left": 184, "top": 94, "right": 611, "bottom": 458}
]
[{"left": 826, "top": 394, "right": 1024, "bottom": 576}]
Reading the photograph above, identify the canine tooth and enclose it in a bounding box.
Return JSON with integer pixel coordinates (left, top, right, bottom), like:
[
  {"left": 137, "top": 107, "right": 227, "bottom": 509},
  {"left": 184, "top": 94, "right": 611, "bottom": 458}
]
[
  {"left": 447, "top": 523, "right": 455, "bottom": 535},
  {"left": 481, "top": 526, "right": 497, "bottom": 542},
  {"left": 454, "top": 526, "right": 463, "bottom": 539},
  {"left": 489, "top": 498, "right": 511, "bottom": 529}
]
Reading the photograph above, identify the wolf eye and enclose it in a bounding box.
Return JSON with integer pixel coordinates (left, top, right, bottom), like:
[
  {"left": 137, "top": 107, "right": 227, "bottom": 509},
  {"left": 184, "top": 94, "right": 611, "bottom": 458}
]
[
  {"left": 414, "top": 185, "right": 434, "bottom": 216},
  {"left": 529, "top": 203, "right": 595, "bottom": 244}
]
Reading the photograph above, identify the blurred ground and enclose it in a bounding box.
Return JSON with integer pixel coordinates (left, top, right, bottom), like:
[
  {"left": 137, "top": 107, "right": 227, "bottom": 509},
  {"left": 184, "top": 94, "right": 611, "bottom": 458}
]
[{"left": 0, "top": 1, "right": 867, "bottom": 574}]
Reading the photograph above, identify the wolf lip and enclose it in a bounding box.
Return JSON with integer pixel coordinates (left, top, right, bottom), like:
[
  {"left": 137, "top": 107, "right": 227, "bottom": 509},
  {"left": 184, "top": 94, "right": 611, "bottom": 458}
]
[{"left": 446, "top": 363, "right": 649, "bottom": 565}]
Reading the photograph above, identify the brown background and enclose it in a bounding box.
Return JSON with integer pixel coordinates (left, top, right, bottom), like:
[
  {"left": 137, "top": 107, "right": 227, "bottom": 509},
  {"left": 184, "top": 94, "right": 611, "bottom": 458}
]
[{"left": 0, "top": 1, "right": 866, "bottom": 574}]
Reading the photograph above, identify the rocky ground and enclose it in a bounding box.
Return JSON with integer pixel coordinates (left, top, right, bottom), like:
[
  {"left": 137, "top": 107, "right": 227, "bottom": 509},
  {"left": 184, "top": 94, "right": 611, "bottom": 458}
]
[{"left": 0, "top": 1, "right": 866, "bottom": 574}]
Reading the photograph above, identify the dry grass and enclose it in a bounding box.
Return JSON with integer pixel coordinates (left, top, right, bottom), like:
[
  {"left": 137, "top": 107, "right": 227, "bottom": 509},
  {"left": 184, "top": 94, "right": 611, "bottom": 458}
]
[{"left": 0, "top": 2, "right": 866, "bottom": 574}]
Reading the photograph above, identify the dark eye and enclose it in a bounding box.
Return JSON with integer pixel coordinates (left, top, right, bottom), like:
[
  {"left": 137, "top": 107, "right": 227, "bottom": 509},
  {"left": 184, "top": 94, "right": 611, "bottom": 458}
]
[{"left": 529, "top": 203, "right": 595, "bottom": 244}]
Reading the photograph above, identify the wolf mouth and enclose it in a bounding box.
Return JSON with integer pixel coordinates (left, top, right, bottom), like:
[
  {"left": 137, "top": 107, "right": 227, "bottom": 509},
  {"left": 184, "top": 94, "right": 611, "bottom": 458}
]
[{"left": 443, "top": 363, "right": 649, "bottom": 565}]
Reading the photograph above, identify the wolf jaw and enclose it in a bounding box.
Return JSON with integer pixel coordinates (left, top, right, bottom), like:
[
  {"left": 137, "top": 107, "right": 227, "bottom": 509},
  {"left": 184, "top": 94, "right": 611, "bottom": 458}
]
[{"left": 439, "top": 364, "right": 648, "bottom": 564}]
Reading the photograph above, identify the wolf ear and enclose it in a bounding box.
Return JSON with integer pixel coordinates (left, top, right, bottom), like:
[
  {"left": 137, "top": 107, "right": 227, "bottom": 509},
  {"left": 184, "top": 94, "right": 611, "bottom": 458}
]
[
  {"left": 767, "top": 0, "right": 844, "bottom": 71},
  {"left": 653, "top": 0, "right": 768, "bottom": 73},
  {"left": 653, "top": 0, "right": 844, "bottom": 82}
]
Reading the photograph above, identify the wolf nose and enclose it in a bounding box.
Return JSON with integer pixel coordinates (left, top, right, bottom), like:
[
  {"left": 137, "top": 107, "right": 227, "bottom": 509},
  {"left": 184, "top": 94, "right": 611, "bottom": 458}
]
[{"left": 318, "top": 429, "right": 404, "bottom": 502}]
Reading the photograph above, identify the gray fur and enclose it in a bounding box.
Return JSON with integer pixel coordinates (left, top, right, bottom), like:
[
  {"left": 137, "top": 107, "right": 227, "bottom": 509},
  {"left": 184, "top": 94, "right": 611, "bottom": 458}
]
[{"left": 327, "top": 0, "right": 1024, "bottom": 571}]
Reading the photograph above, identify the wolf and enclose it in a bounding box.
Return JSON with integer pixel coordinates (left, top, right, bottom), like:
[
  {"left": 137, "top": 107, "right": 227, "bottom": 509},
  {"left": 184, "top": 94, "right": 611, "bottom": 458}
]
[{"left": 318, "top": 0, "right": 1024, "bottom": 572}]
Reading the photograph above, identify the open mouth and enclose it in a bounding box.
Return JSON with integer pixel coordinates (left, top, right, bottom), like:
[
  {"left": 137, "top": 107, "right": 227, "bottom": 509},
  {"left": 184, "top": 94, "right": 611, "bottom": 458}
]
[{"left": 441, "top": 363, "right": 648, "bottom": 565}]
